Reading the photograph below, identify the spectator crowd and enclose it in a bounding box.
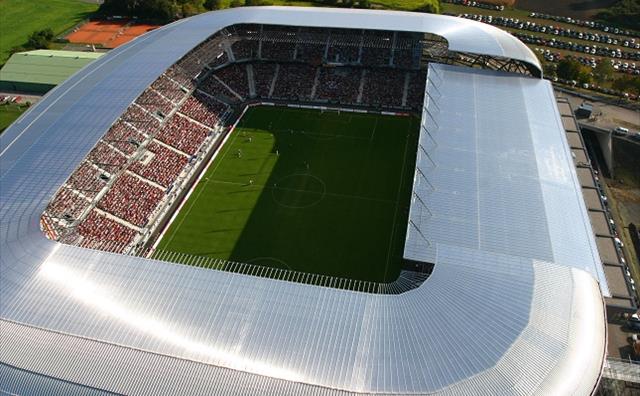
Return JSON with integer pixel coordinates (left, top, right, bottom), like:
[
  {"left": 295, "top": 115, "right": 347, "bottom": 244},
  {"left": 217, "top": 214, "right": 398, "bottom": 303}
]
[{"left": 45, "top": 24, "right": 432, "bottom": 253}]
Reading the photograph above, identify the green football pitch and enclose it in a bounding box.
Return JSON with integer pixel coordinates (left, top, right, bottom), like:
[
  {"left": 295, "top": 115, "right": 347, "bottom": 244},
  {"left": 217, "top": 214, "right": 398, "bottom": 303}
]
[{"left": 155, "top": 106, "right": 419, "bottom": 283}]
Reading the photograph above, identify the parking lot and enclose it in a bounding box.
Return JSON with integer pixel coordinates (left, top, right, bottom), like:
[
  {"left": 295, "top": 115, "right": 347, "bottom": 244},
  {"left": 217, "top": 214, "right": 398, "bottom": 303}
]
[{"left": 442, "top": 2, "right": 640, "bottom": 100}]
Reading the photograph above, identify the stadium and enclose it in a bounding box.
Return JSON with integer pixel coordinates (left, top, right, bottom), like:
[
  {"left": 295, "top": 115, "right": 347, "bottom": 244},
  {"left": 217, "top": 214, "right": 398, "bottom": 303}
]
[{"left": 0, "top": 6, "right": 607, "bottom": 395}]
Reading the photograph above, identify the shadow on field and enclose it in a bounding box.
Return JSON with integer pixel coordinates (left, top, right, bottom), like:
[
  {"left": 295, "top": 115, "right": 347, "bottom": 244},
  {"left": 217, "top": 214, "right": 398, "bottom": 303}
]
[{"left": 219, "top": 107, "right": 419, "bottom": 283}]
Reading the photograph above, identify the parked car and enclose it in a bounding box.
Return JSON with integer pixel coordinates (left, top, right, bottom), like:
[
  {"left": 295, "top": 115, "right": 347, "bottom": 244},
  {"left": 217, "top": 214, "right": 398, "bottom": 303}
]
[{"left": 613, "top": 126, "right": 629, "bottom": 136}]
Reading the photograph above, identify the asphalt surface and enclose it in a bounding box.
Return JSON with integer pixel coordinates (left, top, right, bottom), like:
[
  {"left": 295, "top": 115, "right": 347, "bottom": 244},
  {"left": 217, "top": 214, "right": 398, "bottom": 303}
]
[{"left": 555, "top": 89, "right": 640, "bottom": 134}]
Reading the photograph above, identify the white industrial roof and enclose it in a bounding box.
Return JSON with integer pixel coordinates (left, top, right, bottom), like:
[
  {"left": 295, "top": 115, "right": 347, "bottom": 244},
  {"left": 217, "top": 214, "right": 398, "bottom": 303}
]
[
  {"left": 0, "top": 7, "right": 604, "bottom": 395},
  {"left": 406, "top": 63, "right": 609, "bottom": 295}
]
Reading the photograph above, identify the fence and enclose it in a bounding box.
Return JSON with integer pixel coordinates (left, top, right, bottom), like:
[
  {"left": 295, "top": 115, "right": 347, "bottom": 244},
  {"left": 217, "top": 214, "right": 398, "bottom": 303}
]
[
  {"left": 149, "top": 249, "right": 429, "bottom": 295},
  {"left": 603, "top": 357, "right": 640, "bottom": 383}
]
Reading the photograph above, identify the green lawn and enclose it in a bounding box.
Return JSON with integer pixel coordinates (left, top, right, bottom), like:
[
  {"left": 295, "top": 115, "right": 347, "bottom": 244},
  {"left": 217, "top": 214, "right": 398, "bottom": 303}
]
[
  {"left": 156, "top": 106, "right": 419, "bottom": 283},
  {"left": 0, "top": 103, "right": 27, "bottom": 134},
  {"left": 0, "top": 0, "right": 98, "bottom": 65}
]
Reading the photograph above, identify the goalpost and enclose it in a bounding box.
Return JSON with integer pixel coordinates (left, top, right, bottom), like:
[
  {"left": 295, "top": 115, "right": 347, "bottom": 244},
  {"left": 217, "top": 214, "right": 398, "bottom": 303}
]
[{"left": 320, "top": 107, "right": 340, "bottom": 116}]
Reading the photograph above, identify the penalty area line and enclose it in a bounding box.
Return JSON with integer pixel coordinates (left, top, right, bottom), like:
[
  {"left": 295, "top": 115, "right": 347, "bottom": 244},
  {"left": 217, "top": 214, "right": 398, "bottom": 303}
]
[{"left": 150, "top": 127, "right": 240, "bottom": 254}]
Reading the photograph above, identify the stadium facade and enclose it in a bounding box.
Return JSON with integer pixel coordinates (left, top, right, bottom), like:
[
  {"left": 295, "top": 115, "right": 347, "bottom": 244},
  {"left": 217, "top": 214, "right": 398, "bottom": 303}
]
[{"left": 0, "top": 7, "right": 606, "bottom": 395}]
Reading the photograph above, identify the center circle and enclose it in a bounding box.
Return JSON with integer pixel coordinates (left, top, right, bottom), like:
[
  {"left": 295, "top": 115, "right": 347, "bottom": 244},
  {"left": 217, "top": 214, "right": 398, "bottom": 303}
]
[{"left": 271, "top": 173, "right": 326, "bottom": 209}]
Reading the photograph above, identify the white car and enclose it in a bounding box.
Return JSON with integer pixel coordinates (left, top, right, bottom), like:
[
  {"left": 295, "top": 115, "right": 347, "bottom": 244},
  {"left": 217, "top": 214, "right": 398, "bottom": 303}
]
[{"left": 613, "top": 127, "right": 629, "bottom": 136}]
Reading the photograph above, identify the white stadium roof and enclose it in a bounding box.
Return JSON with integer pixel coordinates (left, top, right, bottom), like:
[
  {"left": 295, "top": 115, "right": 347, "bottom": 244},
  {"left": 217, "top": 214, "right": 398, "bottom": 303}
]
[
  {"left": 0, "top": 7, "right": 605, "bottom": 395},
  {"left": 406, "top": 63, "right": 608, "bottom": 294}
]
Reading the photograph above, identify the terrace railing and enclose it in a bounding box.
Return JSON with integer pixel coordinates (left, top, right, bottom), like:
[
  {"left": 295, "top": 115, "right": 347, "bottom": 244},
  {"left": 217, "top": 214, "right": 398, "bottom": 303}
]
[
  {"left": 141, "top": 248, "right": 431, "bottom": 295},
  {"left": 603, "top": 357, "right": 640, "bottom": 383}
]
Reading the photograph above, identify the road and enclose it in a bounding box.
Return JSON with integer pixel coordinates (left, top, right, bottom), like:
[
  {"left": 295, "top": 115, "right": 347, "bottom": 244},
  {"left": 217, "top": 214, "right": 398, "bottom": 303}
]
[{"left": 555, "top": 89, "right": 640, "bottom": 134}]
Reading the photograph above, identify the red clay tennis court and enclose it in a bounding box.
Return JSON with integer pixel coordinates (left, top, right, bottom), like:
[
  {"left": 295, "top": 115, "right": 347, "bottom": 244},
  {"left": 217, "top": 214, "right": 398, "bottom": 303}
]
[{"left": 66, "top": 20, "right": 160, "bottom": 48}]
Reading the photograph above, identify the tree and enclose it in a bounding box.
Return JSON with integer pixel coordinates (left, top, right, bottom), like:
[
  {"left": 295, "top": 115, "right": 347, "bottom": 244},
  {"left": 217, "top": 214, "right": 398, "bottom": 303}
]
[
  {"left": 556, "top": 58, "right": 582, "bottom": 81},
  {"left": 99, "top": 0, "right": 181, "bottom": 21},
  {"left": 593, "top": 61, "right": 614, "bottom": 84},
  {"left": 358, "top": 0, "right": 371, "bottom": 8},
  {"left": 415, "top": 0, "right": 441, "bottom": 14},
  {"left": 613, "top": 76, "right": 640, "bottom": 96},
  {"left": 26, "top": 29, "right": 54, "bottom": 50},
  {"left": 577, "top": 70, "right": 592, "bottom": 85},
  {"left": 179, "top": 0, "right": 204, "bottom": 16},
  {"left": 543, "top": 62, "right": 557, "bottom": 78},
  {"left": 596, "top": 0, "right": 640, "bottom": 31},
  {"left": 140, "top": 0, "right": 178, "bottom": 20},
  {"left": 204, "top": 0, "right": 223, "bottom": 9}
]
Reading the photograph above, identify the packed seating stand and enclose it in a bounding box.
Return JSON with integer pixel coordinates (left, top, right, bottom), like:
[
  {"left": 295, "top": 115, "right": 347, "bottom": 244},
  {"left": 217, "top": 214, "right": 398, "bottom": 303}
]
[{"left": 43, "top": 24, "right": 431, "bottom": 254}]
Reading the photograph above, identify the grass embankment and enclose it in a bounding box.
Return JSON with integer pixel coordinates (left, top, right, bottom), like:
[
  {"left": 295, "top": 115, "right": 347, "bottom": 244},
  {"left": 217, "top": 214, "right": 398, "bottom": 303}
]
[
  {"left": 0, "top": 103, "right": 28, "bottom": 134},
  {"left": 0, "top": 0, "right": 98, "bottom": 65}
]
